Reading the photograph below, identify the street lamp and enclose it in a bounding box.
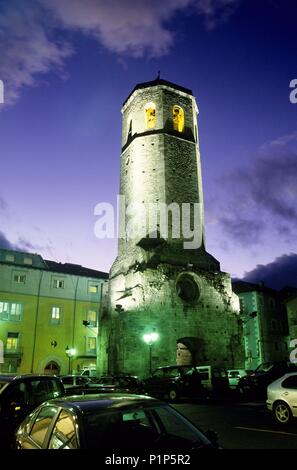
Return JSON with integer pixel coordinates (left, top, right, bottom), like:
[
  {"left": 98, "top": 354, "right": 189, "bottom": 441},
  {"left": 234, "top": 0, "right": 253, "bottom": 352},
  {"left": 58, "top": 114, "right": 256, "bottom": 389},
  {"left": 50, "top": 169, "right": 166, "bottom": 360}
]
[
  {"left": 143, "top": 331, "right": 159, "bottom": 376},
  {"left": 65, "top": 346, "right": 76, "bottom": 374}
]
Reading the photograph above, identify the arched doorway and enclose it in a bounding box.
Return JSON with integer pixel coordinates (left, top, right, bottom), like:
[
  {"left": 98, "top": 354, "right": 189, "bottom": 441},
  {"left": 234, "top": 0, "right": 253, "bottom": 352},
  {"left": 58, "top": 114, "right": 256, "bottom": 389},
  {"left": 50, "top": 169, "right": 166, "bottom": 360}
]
[{"left": 44, "top": 361, "right": 60, "bottom": 375}]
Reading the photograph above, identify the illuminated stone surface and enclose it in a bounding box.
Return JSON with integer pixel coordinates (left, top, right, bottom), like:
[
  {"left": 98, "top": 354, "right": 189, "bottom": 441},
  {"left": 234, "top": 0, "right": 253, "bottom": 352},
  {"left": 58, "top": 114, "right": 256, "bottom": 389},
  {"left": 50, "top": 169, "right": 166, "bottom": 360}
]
[{"left": 98, "top": 78, "right": 244, "bottom": 377}]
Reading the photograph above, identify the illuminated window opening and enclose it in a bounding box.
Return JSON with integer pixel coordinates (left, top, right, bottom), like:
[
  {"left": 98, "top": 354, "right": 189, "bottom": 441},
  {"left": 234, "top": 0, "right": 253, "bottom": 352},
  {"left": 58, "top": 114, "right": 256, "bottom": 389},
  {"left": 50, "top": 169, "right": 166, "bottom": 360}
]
[
  {"left": 173, "top": 105, "right": 184, "bottom": 132},
  {"left": 145, "top": 102, "right": 156, "bottom": 129},
  {"left": 7, "top": 332, "right": 19, "bottom": 350},
  {"left": 51, "top": 306, "right": 61, "bottom": 324}
]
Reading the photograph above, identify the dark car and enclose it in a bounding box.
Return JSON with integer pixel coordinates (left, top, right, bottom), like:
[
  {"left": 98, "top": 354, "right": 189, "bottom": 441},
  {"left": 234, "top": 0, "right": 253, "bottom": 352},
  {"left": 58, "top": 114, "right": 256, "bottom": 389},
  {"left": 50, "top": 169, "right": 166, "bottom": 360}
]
[
  {"left": 143, "top": 365, "right": 206, "bottom": 401},
  {"left": 0, "top": 374, "right": 64, "bottom": 448},
  {"left": 63, "top": 374, "right": 144, "bottom": 396},
  {"left": 14, "top": 393, "right": 220, "bottom": 450},
  {"left": 237, "top": 361, "right": 297, "bottom": 399}
]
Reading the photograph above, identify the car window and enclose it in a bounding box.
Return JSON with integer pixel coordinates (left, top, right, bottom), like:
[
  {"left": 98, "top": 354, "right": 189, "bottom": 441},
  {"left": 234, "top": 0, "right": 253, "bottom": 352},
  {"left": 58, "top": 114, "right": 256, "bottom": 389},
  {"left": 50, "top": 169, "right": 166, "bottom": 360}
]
[
  {"left": 152, "top": 369, "right": 164, "bottom": 378},
  {"left": 1, "top": 381, "right": 28, "bottom": 408},
  {"left": 163, "top": 368, "right": 180, "bottom": 378},
  {"left": 62, "top": 377, "right": 73, "bottom": 385},
  {"left": 48, "top": 409, "right": 78, "bottom": 449},
  {"left": 256, "top": 362, "right": 274, "bottom": 373},
  {"left": 29, "top": 406, "right": 58, "bottom": 447},
  {"left": 229, "top": 371, "right": 239, "bottom": 378},
  {"left": 152, "top": 405, "right": 210, "bottom": 446},
  {"left": 85, "top": 408, "right": 159, "bottom": 449},
  {"left": 29, "top": 380, "right": 51, "bottom": 406},
  {"left": 282, "top": 375, "right": 297, "bottom": 389}
]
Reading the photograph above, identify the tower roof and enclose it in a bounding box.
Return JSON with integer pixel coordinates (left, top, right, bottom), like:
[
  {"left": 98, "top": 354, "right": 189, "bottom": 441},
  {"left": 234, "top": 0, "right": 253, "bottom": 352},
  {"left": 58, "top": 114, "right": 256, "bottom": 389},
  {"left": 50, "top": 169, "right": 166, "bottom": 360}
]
[{"left": 123, "top": 78, "right": 193, "bottom": 106}]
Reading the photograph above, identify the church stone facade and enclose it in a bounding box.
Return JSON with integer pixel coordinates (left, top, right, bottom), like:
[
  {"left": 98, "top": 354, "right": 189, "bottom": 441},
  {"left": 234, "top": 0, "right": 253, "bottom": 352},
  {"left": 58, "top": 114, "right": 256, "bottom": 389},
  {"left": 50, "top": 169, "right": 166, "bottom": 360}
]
[{"left": 98, "top": 78, "right": 244, "bottom": 377}]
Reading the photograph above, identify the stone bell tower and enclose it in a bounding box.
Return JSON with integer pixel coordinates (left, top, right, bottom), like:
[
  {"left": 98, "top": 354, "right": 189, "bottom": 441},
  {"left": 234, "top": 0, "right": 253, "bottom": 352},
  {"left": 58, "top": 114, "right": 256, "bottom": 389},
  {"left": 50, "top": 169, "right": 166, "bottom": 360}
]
[{"left": 98, "top": 78, "right": 244, "bottom": 377}]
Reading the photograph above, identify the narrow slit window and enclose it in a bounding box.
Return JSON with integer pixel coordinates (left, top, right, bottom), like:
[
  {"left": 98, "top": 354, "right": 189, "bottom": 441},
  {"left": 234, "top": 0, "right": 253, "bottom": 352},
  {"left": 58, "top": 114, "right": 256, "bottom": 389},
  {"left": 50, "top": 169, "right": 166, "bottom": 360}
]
[{"left": 173, "top": 106, "right": 184, "bottom": 132}]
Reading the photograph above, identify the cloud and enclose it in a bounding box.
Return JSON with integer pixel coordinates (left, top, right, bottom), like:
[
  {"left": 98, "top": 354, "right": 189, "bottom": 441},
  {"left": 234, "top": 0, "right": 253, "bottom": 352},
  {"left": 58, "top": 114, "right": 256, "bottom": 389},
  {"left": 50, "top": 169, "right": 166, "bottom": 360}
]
[
  {"left": 0, "top": 196, "right": 7, "bottom": 212},
  {"left": 0, "top": 1, "right": 73, "bottom": 105},
  {"left": 242, "top": 253, "right": 297, "bottom": 290},
  {"left": 216, "top": 136, "right": 297, "bottom": 245},
  {"left": 0, "top": 231, "right": 16, "bottom": 250},
  {"left": 0, "top": 0, "right": 239, "bottom": 105},
  {"left": 0, "top": 230, "right": 42, "bottom": 253},
  {"left": 219, "top": 216, "right": 264, "bottom": 246}
]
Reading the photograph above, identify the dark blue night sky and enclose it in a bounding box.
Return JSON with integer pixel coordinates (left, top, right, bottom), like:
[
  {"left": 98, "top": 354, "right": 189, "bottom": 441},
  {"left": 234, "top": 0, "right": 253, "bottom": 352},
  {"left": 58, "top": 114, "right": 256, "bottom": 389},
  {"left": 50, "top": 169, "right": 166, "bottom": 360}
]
[{"left": 0, "top": 0, "right": 296, "bottom": 288}]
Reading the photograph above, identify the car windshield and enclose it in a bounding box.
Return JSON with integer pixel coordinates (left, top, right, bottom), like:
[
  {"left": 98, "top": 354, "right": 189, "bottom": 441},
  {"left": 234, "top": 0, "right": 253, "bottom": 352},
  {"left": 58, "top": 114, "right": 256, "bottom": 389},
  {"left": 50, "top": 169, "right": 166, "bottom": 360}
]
[
  {"left": 83, "top": 405, "right": 211, "bottom": 449},
  {"left": 255, "top": 362, "right": 274, "bottom": 373}
]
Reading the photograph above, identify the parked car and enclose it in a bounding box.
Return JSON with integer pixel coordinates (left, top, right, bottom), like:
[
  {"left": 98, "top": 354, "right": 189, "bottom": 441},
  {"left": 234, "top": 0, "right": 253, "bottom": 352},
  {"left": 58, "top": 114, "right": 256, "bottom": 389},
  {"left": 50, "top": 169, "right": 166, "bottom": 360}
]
[
  {"left": 14, "top": 393, "right": 220, "bottom": 450},
  {"left": 80, "top": 369, "right": 99, "bottom": 382},
  {"left": 59, "top": 375, "right": 90, "bottom": 389},
  {"left": 143, "top": 365, "right": 206, "bottom": 401},
  {"left": 93, "top": 375, "right": 144, "bottom": 393},
  {"left": 227, "top": 369, "right": 248, "bottom": 389},
  {"left": 195, "top": 366, "right": 230, "bottom": 397},
  {"left": 62, "top": 374, "right": 144, "bottom": 396},
  {"left": 266, "top": 372, "right": 297, "bottom": 424},
  {"left": 0, "top": 374, "right": 64, "bottom": 448},
  {"left": 237, "top": 361, "right": 297, "bottom": 399}
]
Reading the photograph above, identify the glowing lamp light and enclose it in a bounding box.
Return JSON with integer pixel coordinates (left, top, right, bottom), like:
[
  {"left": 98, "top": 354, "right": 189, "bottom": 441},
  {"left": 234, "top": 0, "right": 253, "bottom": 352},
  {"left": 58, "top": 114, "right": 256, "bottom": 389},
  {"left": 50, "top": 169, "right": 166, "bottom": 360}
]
[
  {"left": 143, "top": 332, "right": 159, "bottom": 345},
  {"left": 65, "top": 346, "right": 76, "bottom": 357}
]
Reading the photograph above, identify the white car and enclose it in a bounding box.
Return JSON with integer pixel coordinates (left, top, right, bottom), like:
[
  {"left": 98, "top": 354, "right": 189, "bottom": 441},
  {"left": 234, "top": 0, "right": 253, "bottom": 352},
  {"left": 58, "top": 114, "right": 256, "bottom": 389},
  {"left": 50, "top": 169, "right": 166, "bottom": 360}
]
[
  {"left": 227, "top": 369, "right": 247, "bottom": 389},
  {"left": 266, "top": 372, "right": 297, "bottom": 424},
  {"left": 59, "top": 375, "right": 90, "bottom": 389}
]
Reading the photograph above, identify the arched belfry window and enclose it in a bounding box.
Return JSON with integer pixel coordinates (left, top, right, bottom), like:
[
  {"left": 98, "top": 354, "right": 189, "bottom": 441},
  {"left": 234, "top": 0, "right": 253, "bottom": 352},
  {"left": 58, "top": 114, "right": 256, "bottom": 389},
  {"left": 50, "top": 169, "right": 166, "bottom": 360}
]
[
  {"left": 145, "top": 102, "right": 156, "bottom": 129},
  {"left": 173, "top": 105, "right": 184, "bottom": 132}
]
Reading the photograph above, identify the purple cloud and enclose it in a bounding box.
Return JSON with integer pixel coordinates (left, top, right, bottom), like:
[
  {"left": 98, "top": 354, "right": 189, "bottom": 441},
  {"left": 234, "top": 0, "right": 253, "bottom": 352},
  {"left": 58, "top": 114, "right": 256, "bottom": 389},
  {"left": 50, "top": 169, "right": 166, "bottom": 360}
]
[
  {"left": 243, "top": 253, "right": 297, "bottom": 290},
  {"left": 0, "top": 0, "right": 239, "bottom": 105}
]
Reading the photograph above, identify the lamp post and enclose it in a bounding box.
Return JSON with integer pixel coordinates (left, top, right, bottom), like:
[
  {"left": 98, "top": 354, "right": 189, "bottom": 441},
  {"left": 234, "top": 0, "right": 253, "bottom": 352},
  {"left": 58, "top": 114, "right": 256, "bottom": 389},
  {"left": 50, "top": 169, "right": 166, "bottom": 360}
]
[
  {"left": 65, "top": 346, "right": 76, "bottom": 374},
  {"left": 143, "top": 331, "right": 159, "bottom": 376}
]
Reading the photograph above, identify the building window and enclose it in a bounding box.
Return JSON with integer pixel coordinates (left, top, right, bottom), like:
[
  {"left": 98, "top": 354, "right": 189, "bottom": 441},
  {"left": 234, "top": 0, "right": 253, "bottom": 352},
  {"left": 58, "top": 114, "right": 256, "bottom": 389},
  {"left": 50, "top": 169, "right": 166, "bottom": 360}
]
[
  {"left": 86, "top": 310, "right": 97, "bottom": 327},
  {"left": 88, "top": 284, "right": 99, "bottom": 294},
  {"left": 53, "top": 279, "right": 64, "bottom": 289},
  {"left": 23, "top": 257, "right": 33, "bottom": 265},
  {"left": 6, "top": 332, "right": 19, "bottom": 350},
  {"left": 86, "top": 337, "right": 96, "bottom": 354},
  {"left": 144, "top": 102, "right": 156, "bottom": 129},
  {"left": 10, "top": 303, "right": 22, "bottom": 321},
  {"left": 14, "top": 274, "right": 26, "bottom": 284},
  {"left": 0, "top": 302, "right": 9, "bottom": 321},
  {"left": 5, "top": 254, "right": 15, "bottom": 262},
  {"left": 51, "top": 307, "right": 61, "bottom": 325},
  {"left": 172, "top": 105, "right": 184, "bottom": 132},
  {"left": 0, "top": 302, "right": 22, "bottom": 321}
]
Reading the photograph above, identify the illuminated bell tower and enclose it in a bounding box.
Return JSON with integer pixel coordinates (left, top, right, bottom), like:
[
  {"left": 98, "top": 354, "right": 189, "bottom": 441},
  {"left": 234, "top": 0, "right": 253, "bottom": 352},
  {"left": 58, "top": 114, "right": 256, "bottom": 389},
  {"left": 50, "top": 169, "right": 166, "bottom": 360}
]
[{"left": 99, "top": 78, "right": 244, "bottom": 377}]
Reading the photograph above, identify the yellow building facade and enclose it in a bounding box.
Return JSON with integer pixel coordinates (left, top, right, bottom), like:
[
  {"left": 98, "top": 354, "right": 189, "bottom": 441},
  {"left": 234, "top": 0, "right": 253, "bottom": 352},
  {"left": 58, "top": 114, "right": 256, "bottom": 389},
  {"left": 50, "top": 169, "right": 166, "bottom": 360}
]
[{"left": 0, "top": 248, "right": 108, "bottom": 375}]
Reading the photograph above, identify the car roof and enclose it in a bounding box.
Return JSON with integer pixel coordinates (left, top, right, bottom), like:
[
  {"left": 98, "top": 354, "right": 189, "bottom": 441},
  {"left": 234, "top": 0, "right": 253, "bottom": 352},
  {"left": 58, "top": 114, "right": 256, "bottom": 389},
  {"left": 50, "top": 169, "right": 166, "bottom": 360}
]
[
  {"left": 281, "top": 372, "right": 297, "bottom": 378},
  {"left": 0, "top": 374, "right": 59, "bottom": 383},
  {"left": 42, "top": 393, "right": 161, "bottom": 414}
]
